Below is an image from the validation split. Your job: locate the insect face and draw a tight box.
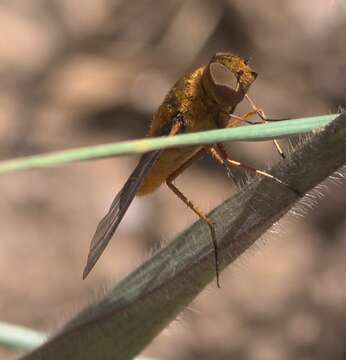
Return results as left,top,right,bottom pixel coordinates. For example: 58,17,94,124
202,52,257,108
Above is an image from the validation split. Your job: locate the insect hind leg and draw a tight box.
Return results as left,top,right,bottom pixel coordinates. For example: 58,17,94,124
166,148,221,288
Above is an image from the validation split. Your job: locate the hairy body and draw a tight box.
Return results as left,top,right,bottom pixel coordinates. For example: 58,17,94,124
83,53,257,280
138,56,254,194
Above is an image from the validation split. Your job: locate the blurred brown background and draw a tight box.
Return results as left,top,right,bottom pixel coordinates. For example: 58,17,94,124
1,1,346,359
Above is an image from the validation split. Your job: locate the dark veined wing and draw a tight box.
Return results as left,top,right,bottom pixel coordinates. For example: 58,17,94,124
83,150,162,279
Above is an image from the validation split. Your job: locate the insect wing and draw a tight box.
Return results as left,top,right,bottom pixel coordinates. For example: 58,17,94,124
83,150,162,278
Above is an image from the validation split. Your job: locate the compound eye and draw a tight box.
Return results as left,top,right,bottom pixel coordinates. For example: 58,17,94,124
209,62,238,90
207,62,243,106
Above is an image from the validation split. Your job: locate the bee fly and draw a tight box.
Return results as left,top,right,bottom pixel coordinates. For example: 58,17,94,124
83,52,294,287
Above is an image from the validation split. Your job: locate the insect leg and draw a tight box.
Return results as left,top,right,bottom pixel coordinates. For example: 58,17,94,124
166,147,221,288
244,94,285,159
210,144,301,197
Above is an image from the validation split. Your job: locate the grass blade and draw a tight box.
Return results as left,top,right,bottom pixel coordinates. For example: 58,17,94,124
21,112,345,359
0,322,46,351
0,115,336,174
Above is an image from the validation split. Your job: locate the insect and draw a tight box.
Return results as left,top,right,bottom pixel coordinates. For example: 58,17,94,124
83,52,289,287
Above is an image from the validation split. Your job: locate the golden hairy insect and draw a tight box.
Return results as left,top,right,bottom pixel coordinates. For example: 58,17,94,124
83,52,287,287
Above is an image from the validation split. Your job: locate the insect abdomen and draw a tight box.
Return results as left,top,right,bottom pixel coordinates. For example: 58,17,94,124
137,147,201,196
